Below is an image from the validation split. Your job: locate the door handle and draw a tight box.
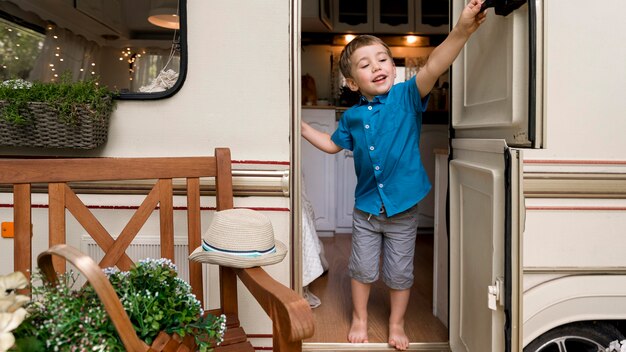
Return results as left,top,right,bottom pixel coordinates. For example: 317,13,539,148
487,277,504,310
480,0,526,16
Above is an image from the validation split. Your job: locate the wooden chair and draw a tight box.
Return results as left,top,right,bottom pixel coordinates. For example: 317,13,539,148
0,148,313,351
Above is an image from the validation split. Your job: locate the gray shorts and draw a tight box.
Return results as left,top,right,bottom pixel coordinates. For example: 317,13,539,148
349,205,419,290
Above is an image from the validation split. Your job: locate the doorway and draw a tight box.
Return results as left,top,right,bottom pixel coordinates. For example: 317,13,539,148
298,0,451,347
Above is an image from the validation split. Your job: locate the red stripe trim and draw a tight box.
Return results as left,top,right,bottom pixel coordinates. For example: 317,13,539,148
527,206,626,211
232,160,290,165
0,204,289,212
525,160,626,165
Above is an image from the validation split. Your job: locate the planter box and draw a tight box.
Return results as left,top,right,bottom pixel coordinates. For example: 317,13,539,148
0,99,112,149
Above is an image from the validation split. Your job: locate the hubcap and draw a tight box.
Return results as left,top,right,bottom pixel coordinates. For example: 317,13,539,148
534,335,606,352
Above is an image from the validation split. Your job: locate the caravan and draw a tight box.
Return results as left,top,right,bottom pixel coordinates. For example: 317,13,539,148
1,0,626,351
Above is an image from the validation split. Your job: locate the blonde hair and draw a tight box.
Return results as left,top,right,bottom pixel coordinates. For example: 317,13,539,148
339,35,392,79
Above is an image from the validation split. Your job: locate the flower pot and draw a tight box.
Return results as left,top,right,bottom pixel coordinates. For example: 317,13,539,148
0,99,112,149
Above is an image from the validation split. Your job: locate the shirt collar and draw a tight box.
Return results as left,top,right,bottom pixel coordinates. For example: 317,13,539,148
357,92,389,106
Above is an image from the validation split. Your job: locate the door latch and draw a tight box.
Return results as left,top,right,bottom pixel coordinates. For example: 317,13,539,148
487,277,504,310
480,0,526,16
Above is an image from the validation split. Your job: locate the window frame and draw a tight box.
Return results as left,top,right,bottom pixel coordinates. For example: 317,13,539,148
119,0,188,101
0,0,187,101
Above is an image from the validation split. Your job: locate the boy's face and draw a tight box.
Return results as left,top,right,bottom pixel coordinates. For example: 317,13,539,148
345,44,396,101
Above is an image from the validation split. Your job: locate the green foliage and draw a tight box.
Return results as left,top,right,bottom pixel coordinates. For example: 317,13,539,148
13,258,226,352
0,74,116,126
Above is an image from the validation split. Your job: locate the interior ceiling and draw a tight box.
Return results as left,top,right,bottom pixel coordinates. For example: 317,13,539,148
122,0,163,34
2,0,174,42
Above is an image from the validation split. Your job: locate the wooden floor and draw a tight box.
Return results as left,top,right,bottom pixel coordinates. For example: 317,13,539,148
305,232,448,344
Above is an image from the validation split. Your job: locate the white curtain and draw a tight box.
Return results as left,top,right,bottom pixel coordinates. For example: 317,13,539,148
132,48,180,92
29,24,100,82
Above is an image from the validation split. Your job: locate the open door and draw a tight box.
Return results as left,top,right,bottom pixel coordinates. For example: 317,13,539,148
451,0,543,148
448,0,539,349
449,139,522,352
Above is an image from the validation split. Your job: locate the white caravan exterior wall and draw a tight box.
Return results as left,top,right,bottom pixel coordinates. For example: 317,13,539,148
521,0,626,347
0,0,295,346
1,0,292,160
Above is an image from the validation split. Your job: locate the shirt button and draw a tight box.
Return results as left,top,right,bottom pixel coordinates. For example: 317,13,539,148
369,146,375,151
375,165,380,170
368,106,372,111
379,183,384,188
365,124,370,129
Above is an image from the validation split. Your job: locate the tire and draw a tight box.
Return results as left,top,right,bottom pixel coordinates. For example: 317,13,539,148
524,321,624,352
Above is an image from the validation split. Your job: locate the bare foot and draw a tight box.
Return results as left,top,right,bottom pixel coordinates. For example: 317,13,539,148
348,316,369,343
388,322,409,351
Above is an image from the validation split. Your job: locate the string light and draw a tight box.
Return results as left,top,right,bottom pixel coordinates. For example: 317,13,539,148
39,25,100,82
122,48,139,78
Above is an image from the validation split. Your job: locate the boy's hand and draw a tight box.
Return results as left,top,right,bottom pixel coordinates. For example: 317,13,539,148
456,0,488,37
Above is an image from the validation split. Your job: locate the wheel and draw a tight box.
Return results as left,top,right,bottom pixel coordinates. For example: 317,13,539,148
524,322,624,352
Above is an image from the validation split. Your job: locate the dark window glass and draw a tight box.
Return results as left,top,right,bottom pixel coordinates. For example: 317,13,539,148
379,0,409,27
338,0,368,26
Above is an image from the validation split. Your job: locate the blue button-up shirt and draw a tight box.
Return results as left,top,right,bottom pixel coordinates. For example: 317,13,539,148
331,77,431,217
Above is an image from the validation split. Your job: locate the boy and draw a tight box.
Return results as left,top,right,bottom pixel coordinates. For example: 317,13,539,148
301,0,486,350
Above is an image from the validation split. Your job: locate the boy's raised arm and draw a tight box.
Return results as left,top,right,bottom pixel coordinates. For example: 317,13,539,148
415,0,486,98
301,121,343,154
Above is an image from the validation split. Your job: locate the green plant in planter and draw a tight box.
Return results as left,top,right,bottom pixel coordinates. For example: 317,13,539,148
0,75,116,126
12,258,226,352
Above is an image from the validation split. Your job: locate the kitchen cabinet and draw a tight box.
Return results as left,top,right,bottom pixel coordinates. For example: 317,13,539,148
335,149,357,233
374,0,414,33
332,0,372,33
302,0,333,32
331,0,447,34
302,108,337,235
333,0,414,33
414,0,449,34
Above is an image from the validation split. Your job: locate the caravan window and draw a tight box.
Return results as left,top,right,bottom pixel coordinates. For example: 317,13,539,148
0,0,186,99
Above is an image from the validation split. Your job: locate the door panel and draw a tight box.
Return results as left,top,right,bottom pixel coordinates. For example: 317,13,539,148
451,0,543,148
449,139,521,352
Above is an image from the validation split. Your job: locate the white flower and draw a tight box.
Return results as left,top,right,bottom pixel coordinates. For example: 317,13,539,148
0,79,32,89
0,308,27,352
0,272,29,313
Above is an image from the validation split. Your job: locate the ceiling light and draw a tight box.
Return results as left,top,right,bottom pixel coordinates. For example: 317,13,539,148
148,0,179,30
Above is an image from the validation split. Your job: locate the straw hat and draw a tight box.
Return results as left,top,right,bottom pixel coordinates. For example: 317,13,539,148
189,208,287,268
